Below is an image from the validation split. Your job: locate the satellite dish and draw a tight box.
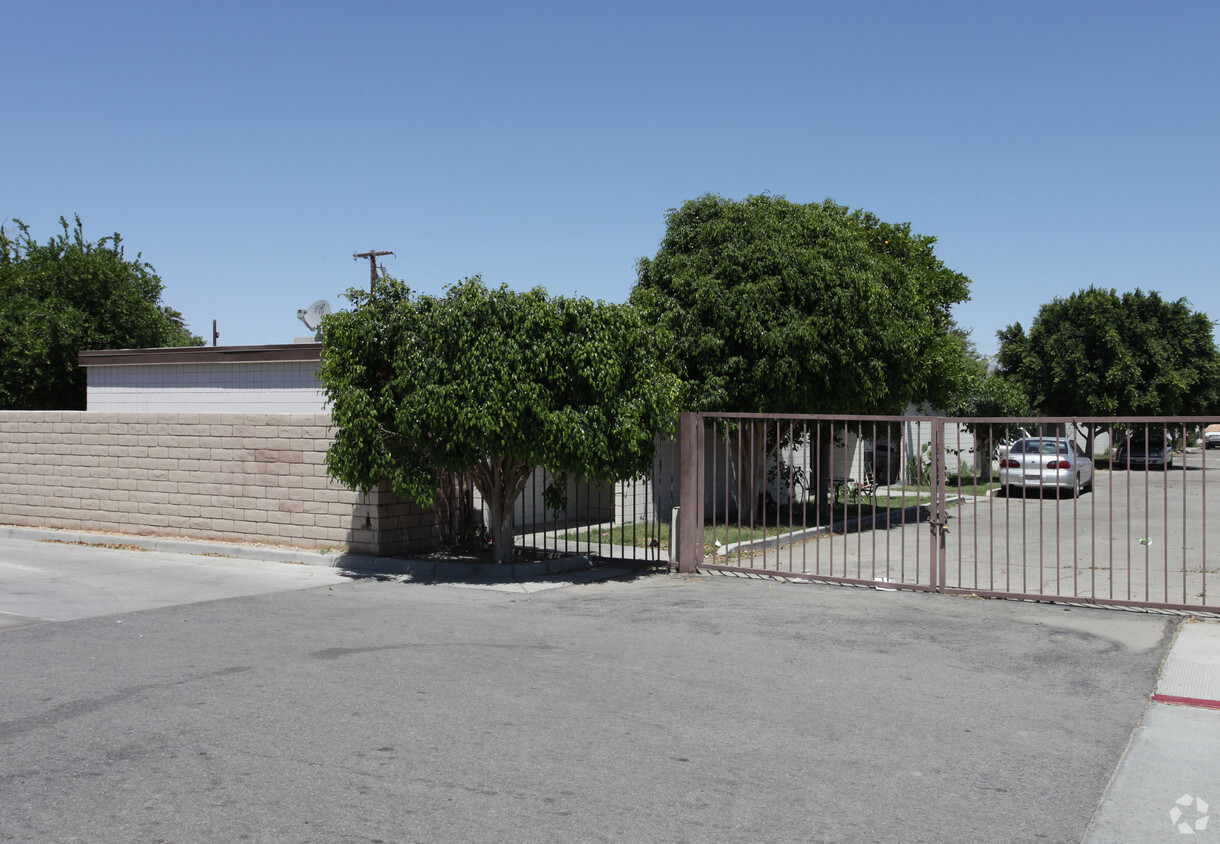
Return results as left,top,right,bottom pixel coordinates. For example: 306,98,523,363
296,299,331,337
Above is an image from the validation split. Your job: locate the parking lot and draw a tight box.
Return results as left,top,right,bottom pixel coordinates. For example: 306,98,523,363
946,447,1219,606
741,447,1220,612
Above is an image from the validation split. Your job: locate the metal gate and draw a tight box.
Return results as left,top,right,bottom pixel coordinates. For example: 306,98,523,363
450,440,678,565
674,412,1219,614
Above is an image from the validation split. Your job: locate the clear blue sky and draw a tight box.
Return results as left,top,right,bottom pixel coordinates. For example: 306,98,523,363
5,0,1216,358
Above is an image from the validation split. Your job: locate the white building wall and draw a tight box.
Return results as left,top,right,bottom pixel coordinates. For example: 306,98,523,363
87,361,327,413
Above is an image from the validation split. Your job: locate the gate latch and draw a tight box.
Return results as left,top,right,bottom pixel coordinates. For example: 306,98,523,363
928,510,950,537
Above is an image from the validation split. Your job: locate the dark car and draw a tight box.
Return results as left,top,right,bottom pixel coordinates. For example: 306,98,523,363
1114,432,1174,470
1205,424,1220,450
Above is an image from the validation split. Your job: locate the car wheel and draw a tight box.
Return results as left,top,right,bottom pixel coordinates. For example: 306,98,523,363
1072,474,1082,498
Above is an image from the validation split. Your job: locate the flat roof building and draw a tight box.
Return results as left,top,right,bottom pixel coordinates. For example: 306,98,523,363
78,344,325,413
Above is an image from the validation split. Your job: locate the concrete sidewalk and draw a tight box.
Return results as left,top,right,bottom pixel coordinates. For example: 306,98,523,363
0,524,630,584
1085,620,1220,842
0,525,651,633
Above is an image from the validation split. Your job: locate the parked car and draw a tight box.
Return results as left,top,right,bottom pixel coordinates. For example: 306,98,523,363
1205,424,1220,450
993,428,1036,460
1114,431,1174,470
998,437,1094,497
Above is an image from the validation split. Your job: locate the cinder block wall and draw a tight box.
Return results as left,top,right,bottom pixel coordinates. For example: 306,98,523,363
0,412,446,556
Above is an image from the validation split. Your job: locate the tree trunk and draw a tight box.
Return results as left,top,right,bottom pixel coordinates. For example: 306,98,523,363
813,434,835,523
471,456,532,565
487,496,515,565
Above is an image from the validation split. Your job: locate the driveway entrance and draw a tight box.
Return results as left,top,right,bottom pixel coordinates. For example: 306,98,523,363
674,414,1220,613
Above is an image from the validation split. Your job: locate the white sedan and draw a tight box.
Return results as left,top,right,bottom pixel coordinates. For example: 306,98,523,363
998,437,1094,498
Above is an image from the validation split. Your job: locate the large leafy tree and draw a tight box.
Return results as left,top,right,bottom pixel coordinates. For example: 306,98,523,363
0,216,203,410
319,277,678,564
632,194,972,414
996,287,1220,421
630,193,972,511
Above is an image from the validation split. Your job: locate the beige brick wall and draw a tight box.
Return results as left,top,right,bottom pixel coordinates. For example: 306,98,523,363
0,412,447,556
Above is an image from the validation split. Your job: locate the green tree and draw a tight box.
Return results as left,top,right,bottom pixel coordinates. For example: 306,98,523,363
948,357,1033,480
951,369,1033,423
0,216,204,410
319,277,678,564
161,306,205,347
996,286,1220,426
630,193,972,511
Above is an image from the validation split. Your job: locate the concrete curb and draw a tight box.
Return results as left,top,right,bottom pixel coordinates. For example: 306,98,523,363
0,526,597,582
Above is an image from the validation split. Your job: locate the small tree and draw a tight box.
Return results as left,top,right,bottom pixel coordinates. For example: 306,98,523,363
161,306,205,347
948,368,1033,480
0,216,204,410
319,277,678,564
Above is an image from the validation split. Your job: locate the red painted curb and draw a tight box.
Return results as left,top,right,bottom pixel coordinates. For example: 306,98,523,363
1152,694,1220,711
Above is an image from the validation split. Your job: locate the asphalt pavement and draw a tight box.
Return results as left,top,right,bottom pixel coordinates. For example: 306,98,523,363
1,529,1217,843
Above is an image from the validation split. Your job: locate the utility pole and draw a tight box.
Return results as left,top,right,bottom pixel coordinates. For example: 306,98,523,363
353,250,394,292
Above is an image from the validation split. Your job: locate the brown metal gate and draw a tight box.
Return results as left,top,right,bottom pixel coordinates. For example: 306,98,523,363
674,412,1219,614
